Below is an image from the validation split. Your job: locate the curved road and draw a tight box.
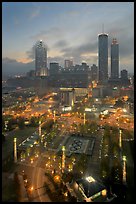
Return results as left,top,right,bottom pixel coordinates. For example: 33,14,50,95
16,156,51,202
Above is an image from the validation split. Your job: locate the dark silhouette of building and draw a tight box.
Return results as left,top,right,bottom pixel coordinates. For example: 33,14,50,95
111,38,119,79
49,62,59,76
98,33,108,84
91,64,98,81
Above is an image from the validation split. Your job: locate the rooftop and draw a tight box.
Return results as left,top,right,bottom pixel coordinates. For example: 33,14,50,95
76,176,106,198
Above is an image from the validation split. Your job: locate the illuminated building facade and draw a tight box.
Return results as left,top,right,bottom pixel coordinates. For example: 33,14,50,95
60,88,75,106
64,59,73,68
74,176,107,202
35,40,48,76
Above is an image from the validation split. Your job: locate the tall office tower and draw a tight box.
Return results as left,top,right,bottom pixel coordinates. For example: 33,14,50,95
111,38,119,79
91,64,98,81
49,62,59,76
98,33,108,83
64,59,73,68
35,40,48,76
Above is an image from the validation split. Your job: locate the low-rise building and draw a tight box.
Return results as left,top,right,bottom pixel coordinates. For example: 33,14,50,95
73,176,107,202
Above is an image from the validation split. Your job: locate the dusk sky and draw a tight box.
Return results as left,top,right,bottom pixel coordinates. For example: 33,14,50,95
2,2,134,76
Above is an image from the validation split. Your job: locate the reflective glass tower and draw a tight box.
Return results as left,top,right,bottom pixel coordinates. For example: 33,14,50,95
98,33,108,83
35,40,48,76
111,38,119,79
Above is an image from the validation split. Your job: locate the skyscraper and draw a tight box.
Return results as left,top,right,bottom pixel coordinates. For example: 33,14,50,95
111,38,119,79
98,33,108,83
35,40,48,76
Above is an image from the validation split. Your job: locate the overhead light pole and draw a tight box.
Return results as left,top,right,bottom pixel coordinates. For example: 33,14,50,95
39,120,42,142
84,112,86,125
53,110,56,123
61,146,66,173
119,129,122,148
14,138,17,163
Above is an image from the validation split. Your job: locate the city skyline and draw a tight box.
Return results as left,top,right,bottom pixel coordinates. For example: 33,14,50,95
2,2,134,76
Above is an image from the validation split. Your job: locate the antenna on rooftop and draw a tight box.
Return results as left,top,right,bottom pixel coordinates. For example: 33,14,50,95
102,24,104,33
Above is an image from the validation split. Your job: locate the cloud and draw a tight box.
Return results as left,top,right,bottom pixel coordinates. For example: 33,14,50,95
2,57,35,76
29,5,41,20
14,17,19,26
53,40,68,49
48,56,64,67
26,46,35,60
59,40,98,65
30,27,62,41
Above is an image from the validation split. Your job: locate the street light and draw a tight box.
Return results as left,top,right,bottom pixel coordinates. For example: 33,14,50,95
30,186,34,191
53,110,56,123
84,113,86,125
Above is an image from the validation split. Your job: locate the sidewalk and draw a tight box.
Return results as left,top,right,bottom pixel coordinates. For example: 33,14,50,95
18,175,29,202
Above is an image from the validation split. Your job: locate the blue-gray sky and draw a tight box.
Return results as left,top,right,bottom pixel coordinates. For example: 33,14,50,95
2,2,134,76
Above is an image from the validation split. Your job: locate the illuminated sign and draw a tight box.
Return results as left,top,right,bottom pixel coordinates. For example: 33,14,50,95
102,110,109,115
85,108,92,112
62,106,72,111
86,176,95,183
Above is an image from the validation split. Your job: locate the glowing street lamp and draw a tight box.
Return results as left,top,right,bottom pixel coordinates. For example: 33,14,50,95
14,138,17,163
123,155,127,184
84,113,86,125
119,129,122,148
53,110,56,123
62,146,66,173
30,186,33,191
39,120,41,137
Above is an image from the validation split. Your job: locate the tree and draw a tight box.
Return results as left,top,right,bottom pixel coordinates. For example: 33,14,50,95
114,99,124,108
2,117,5,131
70,196,77,202
30,116,37,127
14,172,22,201
17,117,25,129
2,134,6,143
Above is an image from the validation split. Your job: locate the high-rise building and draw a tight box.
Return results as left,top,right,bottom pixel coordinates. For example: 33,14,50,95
121,69,128,80
111,38,119,79
64,59,73,69
98,33,108,83
120,69,130,86
35,40,48,76
91,64,98,81
49,62,59,76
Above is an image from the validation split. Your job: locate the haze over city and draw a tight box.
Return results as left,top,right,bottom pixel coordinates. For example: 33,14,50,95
2,2,134,76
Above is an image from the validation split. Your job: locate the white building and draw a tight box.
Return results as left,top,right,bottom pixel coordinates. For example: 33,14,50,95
35,40,48,76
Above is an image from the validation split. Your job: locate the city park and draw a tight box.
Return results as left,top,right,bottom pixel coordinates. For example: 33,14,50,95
2,100,134,201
